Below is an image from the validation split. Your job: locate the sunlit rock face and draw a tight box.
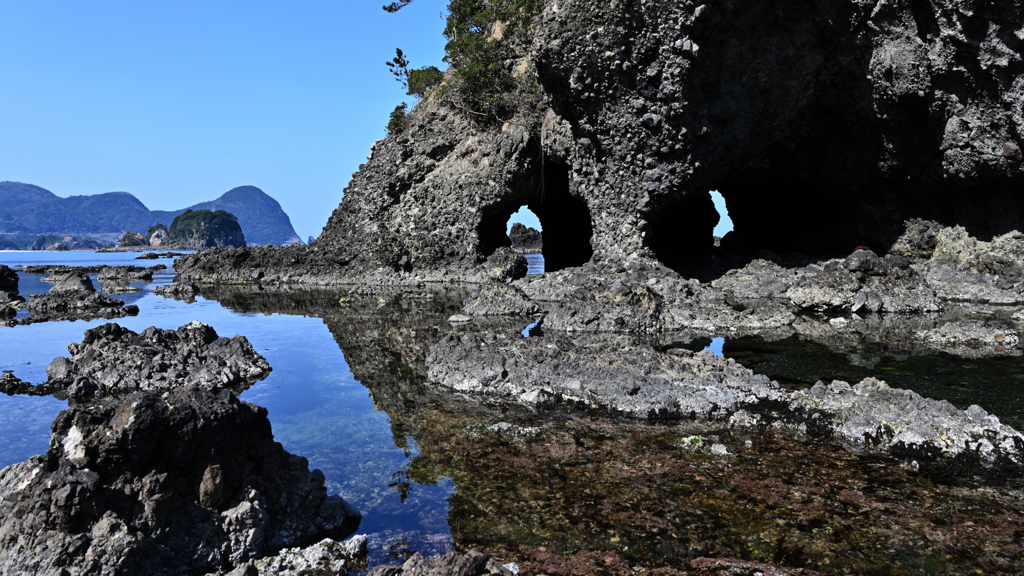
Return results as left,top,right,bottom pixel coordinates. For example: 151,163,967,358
177,0,1024,283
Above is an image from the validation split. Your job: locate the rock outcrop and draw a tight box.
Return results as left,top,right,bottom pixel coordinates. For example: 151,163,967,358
0,386,360,576
171,0,1024,284
426,331,1024,473
366,550,515,576
508,222,542,253
16,271,139,325
42,322,272,402
0,265,20,304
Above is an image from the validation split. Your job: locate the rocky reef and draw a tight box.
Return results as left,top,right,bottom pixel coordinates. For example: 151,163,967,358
0,386,360,576
171,0,1022,285
508,223,542,254
39,322,272,402
0,322,360,575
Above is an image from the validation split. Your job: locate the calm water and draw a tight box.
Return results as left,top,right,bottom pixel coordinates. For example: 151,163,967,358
0,250,455,562
3,250,1024,574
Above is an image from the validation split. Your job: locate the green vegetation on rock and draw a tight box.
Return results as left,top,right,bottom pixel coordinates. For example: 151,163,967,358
119,231,148,247
169,209,245,249
146,223,168,241
385,0,544,126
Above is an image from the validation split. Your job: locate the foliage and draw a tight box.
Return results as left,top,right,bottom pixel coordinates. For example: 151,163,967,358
387,102,409,134
146,223,168,241
119,231,147,247
388,48,444,99
169,209,245,248
385,0,545,124
407,66,444,98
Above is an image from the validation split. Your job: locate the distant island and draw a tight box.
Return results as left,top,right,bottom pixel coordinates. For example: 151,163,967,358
0,182,301,249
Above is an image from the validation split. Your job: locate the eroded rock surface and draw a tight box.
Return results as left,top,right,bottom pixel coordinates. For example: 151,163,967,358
42,322,272,401
366,550,515,576
0,386,360,576
426,332,1024,473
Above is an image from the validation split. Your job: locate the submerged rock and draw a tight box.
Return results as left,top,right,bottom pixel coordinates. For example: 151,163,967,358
0,386,360,576
43,322,272,401
914,319,1020,358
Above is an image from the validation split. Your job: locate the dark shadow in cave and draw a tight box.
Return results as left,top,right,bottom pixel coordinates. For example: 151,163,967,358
644,188,721,272
478,160,593,273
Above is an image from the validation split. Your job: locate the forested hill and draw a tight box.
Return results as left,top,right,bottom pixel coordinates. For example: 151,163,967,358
0,182,301,246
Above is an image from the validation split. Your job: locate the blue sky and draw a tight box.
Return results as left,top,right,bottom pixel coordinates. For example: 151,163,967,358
0,0,450,241
0,1,731,242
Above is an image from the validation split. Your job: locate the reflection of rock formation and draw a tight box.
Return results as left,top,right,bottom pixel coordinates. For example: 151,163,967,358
0,386,360,575
173,284,1024,574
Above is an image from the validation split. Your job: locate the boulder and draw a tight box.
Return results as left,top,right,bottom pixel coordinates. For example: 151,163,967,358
44,322,272,401
0,386,360,575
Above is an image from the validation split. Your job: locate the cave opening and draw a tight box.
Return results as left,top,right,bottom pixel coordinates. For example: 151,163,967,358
478,160,593,273
644,188,721,270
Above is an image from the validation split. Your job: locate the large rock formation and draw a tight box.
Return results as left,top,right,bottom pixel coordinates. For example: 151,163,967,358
0,386,360,576
175,0,1023,283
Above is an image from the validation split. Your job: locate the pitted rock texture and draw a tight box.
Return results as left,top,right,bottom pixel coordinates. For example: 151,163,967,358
171,0,1024,284
461,281,540,316
790,378,1024,471
427,332,1024,473
43,322,272,401
426,332,787,420
914,319,1021,358
366,550,516,576
219,536,368,576
0,386,360,576
23,292,138,324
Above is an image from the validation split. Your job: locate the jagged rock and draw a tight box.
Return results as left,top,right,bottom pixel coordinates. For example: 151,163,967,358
367,550,515,576
170,0,1024,286
426,331,786,419
427,331,1024,473
931,226,1024,282
711,259,813,300
97,265,164,284
462,282,540,316
0,265,18,303
218,536,368,576
914,320,1020,358
25,292,138,323
0,386,361,576
153,282,202,302
508,222,542,253
46,271,96,294
790,378,1024,471
785,250,939,313
43,322,272,401
22,272,138,322
889,219,944,259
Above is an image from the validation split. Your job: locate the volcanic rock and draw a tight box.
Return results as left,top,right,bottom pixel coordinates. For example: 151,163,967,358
0,386,360,575
366,550,516,576
43,322,272,401
462,281,540,316
914,319,1021,358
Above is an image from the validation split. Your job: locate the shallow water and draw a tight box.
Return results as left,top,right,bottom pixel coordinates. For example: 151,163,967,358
2,251,1024,574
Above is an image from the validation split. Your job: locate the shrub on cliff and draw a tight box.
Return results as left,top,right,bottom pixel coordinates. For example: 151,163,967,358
169,209,245,249
386,0,544,124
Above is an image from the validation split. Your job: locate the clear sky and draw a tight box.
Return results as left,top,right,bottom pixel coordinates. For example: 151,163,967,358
0,0,451,242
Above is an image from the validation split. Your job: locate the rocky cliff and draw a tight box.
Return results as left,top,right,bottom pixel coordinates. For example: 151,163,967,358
176,0,1024,283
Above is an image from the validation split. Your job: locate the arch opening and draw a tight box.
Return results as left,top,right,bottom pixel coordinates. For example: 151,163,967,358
477,160,593,274
644,188,721,270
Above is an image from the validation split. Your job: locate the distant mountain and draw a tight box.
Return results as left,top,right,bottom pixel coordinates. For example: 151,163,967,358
0,182,301,246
